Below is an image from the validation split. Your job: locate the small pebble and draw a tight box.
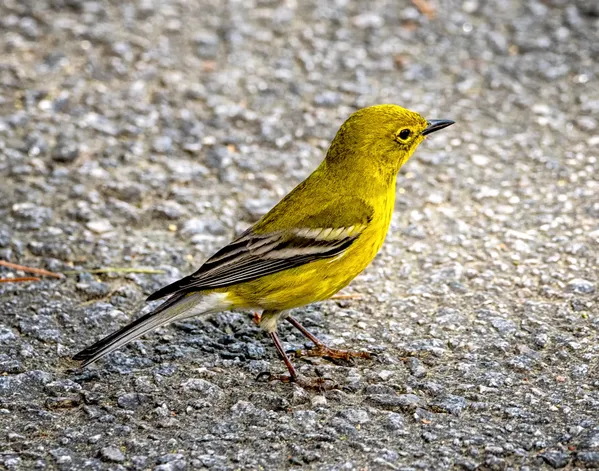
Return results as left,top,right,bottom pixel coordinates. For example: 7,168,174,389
311,395,327,407
99,446,125,463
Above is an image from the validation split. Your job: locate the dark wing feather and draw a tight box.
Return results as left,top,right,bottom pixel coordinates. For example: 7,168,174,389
147,227,361,301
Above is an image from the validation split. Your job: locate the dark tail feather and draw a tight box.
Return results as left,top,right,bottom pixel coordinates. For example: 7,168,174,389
73,292,207,367
146,276,191,301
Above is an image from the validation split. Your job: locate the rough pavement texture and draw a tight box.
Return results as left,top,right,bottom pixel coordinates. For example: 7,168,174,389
1,0,598,469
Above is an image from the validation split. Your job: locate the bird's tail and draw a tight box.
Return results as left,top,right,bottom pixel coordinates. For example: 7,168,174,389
72,292,230,367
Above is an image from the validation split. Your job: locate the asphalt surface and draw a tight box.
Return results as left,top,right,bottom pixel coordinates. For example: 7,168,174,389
1,0,598,469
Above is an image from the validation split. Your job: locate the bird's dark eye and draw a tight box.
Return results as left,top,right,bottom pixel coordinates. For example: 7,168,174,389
399,129,411,140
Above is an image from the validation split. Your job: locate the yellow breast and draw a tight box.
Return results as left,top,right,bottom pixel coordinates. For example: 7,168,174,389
225,182,397,312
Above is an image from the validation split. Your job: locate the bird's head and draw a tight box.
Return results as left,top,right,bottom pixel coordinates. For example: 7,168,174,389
325,104,454,181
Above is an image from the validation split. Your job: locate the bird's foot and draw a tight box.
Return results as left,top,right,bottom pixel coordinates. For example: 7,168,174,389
291,344,372,361
255,371,294,383
255,372,335,390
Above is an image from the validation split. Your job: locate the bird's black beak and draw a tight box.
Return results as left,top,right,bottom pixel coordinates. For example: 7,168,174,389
421,119,455,136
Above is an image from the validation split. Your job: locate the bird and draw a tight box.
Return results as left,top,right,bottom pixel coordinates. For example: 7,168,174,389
73,104,454,384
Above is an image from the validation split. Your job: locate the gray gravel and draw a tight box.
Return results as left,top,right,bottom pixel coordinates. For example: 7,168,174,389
1,0,599,469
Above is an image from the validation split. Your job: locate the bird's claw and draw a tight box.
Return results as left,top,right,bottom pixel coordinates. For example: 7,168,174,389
255,371,294,383
296,376,336,390
255,371,336,389
291,344,372,361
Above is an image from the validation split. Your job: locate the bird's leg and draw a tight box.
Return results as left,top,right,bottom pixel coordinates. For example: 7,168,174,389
265,331,298,382
254,310,298,382
260,331,335,390
255,312,341,388
286,316,372,361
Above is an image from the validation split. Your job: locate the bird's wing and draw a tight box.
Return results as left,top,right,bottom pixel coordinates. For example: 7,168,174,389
146,223,366,301
146,198,373,301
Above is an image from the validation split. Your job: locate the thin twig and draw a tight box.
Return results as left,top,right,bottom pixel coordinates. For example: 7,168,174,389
331,294,363,300
411,0,436,19
0,277,42,283
0,260,63,278
62,267,165,275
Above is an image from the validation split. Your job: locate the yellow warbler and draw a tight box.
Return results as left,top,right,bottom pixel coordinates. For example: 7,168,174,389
74,104,454,383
